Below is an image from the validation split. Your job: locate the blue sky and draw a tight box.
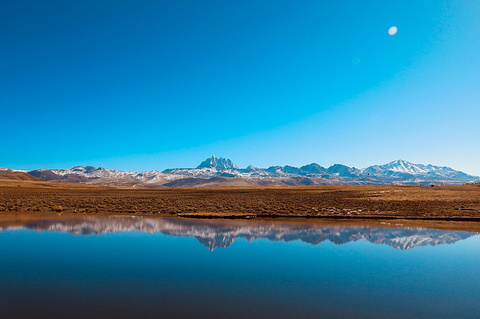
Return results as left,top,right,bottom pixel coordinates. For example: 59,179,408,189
1,1,479,175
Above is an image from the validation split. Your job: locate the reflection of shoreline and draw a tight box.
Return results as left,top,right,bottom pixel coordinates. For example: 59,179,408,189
0,216,476,251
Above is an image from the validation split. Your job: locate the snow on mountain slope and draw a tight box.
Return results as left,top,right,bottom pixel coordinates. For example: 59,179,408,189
22,156,480,187
326,164,362,178
29,166,187,185
362,160,476,182
364,159,433,177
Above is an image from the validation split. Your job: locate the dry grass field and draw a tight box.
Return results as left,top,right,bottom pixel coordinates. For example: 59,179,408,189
1,175,479,221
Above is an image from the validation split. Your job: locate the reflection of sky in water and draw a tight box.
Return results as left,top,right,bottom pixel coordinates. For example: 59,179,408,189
0,216,476,251
0,217,479,318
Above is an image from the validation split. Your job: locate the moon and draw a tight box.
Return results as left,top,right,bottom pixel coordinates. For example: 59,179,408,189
388,26,397,36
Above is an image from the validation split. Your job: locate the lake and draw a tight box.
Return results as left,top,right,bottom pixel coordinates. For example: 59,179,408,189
1,216,479,318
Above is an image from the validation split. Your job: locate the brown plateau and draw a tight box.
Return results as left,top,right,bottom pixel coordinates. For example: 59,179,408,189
1,178,480,230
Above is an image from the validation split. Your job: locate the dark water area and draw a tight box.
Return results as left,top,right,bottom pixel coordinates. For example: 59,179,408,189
1,216,479,318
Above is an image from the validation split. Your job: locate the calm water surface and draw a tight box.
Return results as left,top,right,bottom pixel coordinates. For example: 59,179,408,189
0,216,479,318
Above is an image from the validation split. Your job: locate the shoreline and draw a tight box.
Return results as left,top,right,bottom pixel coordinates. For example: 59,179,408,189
176,212,480,222
1,180,480,231
1,211,480,233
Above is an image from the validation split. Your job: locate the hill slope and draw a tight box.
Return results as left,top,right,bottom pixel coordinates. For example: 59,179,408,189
0,172,44,181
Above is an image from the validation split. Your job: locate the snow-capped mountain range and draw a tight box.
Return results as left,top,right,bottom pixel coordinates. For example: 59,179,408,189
1,216,475,251
12,156,480,187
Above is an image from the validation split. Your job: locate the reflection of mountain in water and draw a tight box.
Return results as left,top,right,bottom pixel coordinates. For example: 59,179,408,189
3,217,476,251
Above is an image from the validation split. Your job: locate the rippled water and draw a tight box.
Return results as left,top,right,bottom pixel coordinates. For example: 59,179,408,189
1,216,479,318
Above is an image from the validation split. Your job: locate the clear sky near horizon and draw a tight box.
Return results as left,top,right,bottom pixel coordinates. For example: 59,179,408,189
1,1,479,175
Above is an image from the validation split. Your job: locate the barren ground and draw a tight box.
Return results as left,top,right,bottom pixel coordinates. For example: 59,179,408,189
1,178,479,223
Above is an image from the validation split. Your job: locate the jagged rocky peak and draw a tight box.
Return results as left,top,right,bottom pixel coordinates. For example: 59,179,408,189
84,165,98,173
71,165,101,173
327,164,360,177
283,165,304,175
301,163,326,174
197,155,238,170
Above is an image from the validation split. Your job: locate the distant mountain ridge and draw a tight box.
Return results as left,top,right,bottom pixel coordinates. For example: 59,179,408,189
197,155,238,170
15,156,480,187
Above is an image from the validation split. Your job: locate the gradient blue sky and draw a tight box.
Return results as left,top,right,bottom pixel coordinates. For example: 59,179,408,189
1,1,479,175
